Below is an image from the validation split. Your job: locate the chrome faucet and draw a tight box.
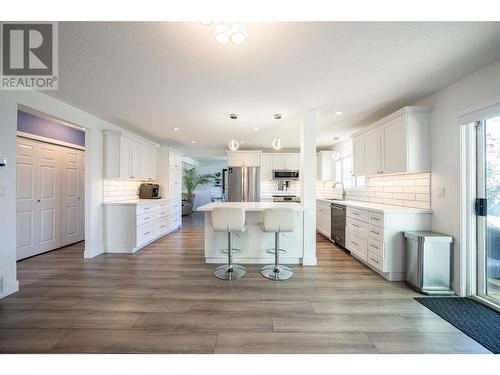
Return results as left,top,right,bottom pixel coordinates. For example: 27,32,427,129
332,182,346,200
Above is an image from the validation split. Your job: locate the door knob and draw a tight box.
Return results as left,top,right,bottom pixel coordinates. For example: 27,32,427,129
37,199,41,202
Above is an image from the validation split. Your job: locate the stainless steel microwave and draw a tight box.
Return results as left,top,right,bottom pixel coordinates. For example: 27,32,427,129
272,170,300,180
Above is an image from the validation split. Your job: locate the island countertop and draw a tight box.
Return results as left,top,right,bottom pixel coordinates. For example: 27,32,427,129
197,202,303,212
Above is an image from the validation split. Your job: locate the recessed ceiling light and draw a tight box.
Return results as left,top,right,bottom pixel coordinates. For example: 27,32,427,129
253,127,258,131
191,140,196,144
334,111,343,116
172,127,179,131
240,140,245,144
333,136,340,141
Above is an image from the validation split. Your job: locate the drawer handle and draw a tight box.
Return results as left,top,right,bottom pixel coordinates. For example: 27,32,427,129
370,230,379,235
371,217,379,221
144,231,151,235
350,240,359,246
143,217,151,221
369,243,379,250
143,207,151,210
160,225,166,229
352,212,359,216
370,257,379,264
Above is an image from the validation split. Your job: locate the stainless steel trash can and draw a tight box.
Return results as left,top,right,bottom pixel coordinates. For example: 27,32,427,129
404,231,454,295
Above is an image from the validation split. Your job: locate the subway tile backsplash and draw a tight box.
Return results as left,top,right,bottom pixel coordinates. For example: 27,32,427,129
261,180,301,200
103,179,143,203
316,173,431,209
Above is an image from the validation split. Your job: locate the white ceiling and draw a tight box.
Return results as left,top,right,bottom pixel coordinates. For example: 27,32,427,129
48,22,500,157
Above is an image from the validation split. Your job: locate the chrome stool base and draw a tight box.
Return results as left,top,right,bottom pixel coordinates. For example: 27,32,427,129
214,264,247,280
261,265,293,281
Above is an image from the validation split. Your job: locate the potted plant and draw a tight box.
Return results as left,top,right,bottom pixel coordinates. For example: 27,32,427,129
182,167,214,205
213,171,222,186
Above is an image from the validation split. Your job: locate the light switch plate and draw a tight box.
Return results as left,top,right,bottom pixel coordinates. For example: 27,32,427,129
0,185,6,196
437,187,445,198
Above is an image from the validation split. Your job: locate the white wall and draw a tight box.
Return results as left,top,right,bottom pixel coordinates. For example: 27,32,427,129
416,58,500,294
191,161,227,209
0,89,158,298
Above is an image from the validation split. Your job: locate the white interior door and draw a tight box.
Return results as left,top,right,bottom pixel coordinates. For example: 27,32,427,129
16,139,38,260
37,142,61,253
79,151,85,237
61,147,85,246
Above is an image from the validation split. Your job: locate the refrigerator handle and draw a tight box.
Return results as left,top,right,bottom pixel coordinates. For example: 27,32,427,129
242,165,247,202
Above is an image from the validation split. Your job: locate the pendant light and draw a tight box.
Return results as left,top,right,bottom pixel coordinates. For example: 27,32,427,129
228,113,239,151
272,113,282,150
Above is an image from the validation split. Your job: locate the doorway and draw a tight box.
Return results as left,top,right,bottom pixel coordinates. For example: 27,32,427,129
476,114,500,305
16,108,86,260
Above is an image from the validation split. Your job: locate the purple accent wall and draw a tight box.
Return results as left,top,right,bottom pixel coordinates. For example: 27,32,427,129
17,110,85,147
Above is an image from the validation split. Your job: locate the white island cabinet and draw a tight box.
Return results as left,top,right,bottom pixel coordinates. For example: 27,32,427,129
197,202,304,264
103,198,181,253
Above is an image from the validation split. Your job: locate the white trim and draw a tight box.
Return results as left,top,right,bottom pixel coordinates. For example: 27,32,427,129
471,295,500,313
17,131,85,151
459,122,477,297
457,99,500,125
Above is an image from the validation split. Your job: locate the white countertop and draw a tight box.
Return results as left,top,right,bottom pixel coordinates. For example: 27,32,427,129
197,202,303,212
103,198,173,206
316,198,432,214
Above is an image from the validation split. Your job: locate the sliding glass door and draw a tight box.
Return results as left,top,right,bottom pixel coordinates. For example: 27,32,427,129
477,115,500,305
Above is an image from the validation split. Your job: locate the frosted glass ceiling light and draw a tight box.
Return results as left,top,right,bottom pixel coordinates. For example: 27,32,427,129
228,113,239,151
230,24,246,45
272,113,282,150
215,24,230,44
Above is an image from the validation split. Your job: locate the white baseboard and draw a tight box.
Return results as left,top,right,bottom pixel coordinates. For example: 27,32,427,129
84,244,104,258
0,280,19,299
302,257,318,266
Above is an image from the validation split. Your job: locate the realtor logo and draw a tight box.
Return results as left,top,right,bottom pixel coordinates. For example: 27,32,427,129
1,22,58,90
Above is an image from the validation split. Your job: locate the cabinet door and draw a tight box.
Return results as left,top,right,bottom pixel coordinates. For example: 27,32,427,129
244,153,260,167
140,144,149,179
60,147,82,247
364,128,382,176
260,154,272,181
383,117,407,174
352,136,365,177
285,154,299,170
317,152,336,181
130,141,141,179
228,153,245,167
150,148,158,180
271,154,285,170
120,137,132,178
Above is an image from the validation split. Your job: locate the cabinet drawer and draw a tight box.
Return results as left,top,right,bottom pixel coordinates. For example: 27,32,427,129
346,231,367,261
368,211,384,227
137,212,155,226
368,250,384,271
347,207,369,223
137,204,156,216
367,238,384,258
169,200,182,213
137,223,155,245
368,225,384,242
156,218,170,234
347,216,369,234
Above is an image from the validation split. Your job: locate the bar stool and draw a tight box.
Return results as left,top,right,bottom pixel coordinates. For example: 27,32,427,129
260,208,297,281
211,207,247,280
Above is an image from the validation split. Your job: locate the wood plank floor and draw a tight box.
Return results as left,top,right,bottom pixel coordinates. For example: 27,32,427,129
0,216,490,353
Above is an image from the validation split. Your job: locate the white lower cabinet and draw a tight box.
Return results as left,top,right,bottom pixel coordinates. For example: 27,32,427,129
316,199,331,239
345,206,430,281
104,198,182,253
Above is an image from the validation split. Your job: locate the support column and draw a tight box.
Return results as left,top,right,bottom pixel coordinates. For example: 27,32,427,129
300,111,317,265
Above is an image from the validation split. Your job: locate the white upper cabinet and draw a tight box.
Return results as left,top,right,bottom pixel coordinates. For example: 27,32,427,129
272,154,285,170
352,136,365,177
260,154,273,181
103,131,158,180
364,127,382,176
285,154,299,170
227,152,261,167
317,151,337,181
351,106,431,177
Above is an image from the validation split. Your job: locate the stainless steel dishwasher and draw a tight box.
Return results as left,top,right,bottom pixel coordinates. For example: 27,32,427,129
330,203,346,248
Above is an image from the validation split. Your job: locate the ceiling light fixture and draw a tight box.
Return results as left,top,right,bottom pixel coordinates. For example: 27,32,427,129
173,127,179,131
228,113,239,151
199,20,213,26
272,113,282,150
333,136,340,141
191,140,196,144
215,24,230,44
334,111,343,116
230,23,246,45
253,127,259,131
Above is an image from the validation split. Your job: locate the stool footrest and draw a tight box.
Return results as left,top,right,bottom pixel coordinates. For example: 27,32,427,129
221,248,242,254
265,248,286,255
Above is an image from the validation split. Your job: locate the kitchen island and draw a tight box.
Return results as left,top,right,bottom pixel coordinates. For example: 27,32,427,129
197,202,304,264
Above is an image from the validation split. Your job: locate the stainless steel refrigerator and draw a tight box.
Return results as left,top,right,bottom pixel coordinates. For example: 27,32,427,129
227,166,261,202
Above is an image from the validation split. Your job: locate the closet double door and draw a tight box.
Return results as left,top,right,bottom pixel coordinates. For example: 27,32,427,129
16,138,85,260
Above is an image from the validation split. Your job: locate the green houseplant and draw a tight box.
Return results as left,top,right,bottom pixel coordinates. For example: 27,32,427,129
182,167,214,205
